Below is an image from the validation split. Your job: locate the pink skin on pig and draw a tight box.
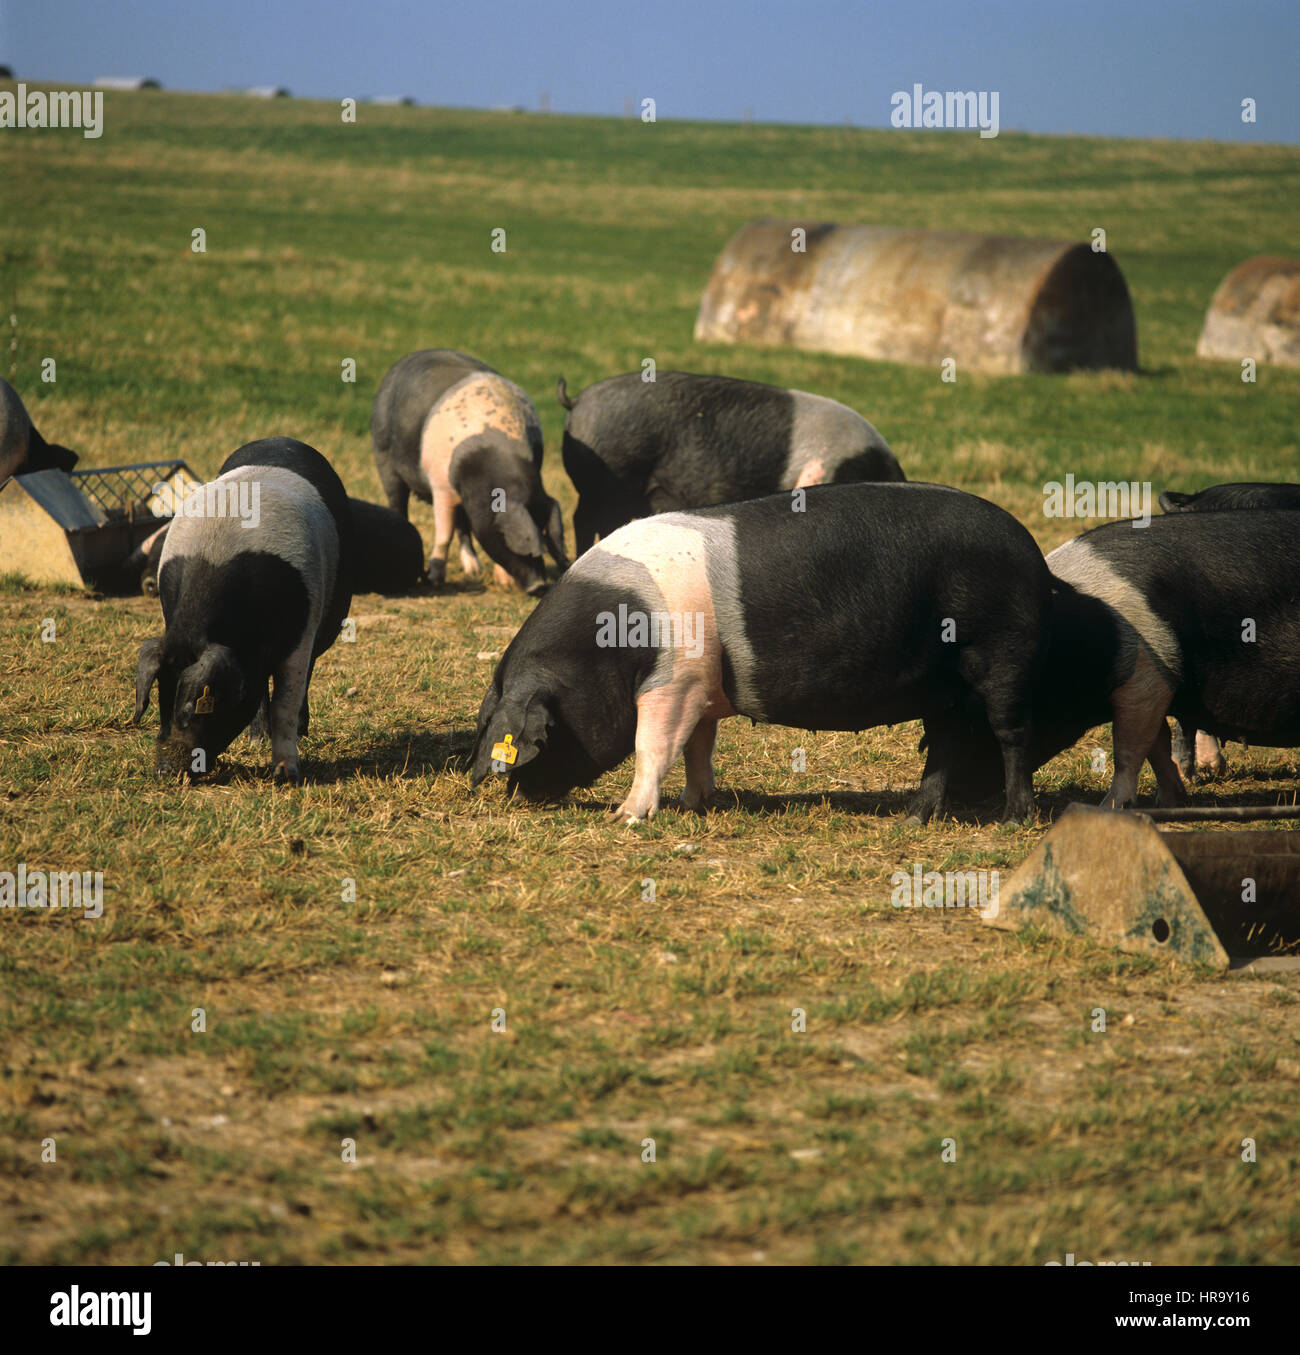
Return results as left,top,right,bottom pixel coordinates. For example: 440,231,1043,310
1195,730,1227,775
593,520,737,822
418,372,540,587
792,458,827,489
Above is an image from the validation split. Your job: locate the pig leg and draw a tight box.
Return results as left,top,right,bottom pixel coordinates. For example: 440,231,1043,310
615,685,710,823
907,711,962,824
457,532,481,578
1171,719,1195,780
996,742,1034,822
1101,662,1175,808
679,717,718,812
493,563,514,590
269,639,314,784
573,499,598,556
427,487,458,587
453,505,480,578
298,658,316,737
247,691,271,743
1146,719,1188,807
576,497,632,555
377,460,410,520
962,650,1035,821
1196,731,1227,777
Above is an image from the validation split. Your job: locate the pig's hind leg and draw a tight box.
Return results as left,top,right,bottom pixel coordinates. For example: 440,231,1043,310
1171,719,1195,780
1101,657,1177,808
297,657,316,737
1146,718,1188,807
907,708,965,824
952,650,1036,822
679,717,718,812
246,691,271,743
455,506,481,578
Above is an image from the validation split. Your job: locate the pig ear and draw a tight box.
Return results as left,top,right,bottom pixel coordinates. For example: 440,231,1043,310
470,687,552,786
499,687,554,764
519,688,554,753
133,637,165,724
501,505,544,560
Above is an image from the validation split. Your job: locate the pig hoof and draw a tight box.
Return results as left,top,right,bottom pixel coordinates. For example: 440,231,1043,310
611,801,653,824
272,761,301,786
426,561,447,588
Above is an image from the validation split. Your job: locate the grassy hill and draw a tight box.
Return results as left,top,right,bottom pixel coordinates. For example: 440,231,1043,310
1,88,1298,1265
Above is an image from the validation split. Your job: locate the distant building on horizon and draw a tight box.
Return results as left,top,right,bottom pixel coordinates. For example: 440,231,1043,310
94,76,162,90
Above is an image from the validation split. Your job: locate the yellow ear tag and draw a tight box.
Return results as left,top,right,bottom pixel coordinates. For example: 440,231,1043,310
490,733,518,767
195,685,215,715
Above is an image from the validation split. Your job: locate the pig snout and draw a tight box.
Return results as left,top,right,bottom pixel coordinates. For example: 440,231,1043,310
522,567,549,597
155,732,201,778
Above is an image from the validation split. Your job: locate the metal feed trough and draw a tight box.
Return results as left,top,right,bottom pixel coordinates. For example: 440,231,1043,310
0,460,199,589
985,803,1300,972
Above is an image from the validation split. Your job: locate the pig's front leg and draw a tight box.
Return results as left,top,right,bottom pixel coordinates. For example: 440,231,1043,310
269,641,314,784
457,526,481,578
615,685,710,823
427,487,458,587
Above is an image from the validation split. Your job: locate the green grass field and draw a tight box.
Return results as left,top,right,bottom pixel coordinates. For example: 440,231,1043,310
2,87,1299,1265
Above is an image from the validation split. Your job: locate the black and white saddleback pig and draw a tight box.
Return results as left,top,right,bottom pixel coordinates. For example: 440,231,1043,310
371,349,567,594
471,482,1051,823
557,369,903,554
133,437,354,784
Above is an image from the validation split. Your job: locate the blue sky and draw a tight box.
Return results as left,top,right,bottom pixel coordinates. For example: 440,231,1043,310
4,0,1296,142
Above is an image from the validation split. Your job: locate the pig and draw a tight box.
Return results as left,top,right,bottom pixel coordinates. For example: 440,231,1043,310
371,349,568,594
1160,482,1300,514
127,523,171,597
130,498,422,598
1159,481,1300,779
556,370,903,555
945,510,1300,809
0,376,78,481
132,437,354,784
346,498,425,593
470,482,1051,824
